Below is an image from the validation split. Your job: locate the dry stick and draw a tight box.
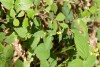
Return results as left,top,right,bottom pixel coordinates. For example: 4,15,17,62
89,22,98,49
11,38,25,67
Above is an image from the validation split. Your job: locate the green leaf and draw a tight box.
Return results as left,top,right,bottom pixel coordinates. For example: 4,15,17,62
48,55,57,64
83,55,96,67
0,0,14,10
95,11,100,20
89,6,97,14
27,9,35,19
23,61,30,67
63,1,71,9
6,13,11,22
45,6,51,12
49,60,57,67
15,0,33,12
4,45,14,58
73,29,89,59
31,37,40,50
45,0,53,5
97,27,100,41
60,23,68,29
17,11,25,17
13,18,20,26
0,10,1,16
47,30,56,36
35,43,50,60
14,27,28,38
0,32,6,43
49,12,54,20
53,20,58,31
14,60,23,67
68,10,73,22
0,44,4,54
22,18,29,28
58,34,62,42
33,31,46,38
94,0,100,8
10,8,16,18
62,6,70,17
51,3,58,13
34,0,41,6
0,59,7,67
40,60,49,67
62,6,70,22
68,59,83,67
72,18,89,40
5,32,16,44
82,10,90,17
97,43,100,49
56,13,65,21
33,17,40,26
48,20,52,29
44,36,53,49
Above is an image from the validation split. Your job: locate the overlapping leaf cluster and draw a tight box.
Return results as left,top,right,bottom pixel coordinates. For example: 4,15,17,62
0,0,100,67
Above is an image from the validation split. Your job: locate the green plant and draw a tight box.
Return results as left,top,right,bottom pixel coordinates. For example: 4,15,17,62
0,0,100,67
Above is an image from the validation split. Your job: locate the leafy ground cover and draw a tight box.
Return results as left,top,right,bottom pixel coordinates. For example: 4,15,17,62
0,0,100,67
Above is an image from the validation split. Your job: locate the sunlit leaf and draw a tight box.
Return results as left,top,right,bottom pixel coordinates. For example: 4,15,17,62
60,23,68,29
27,9,35,19
53,20,58,31
68,10,73,22
23,61,30,67
72,18,89,40
73,29,89,59
31,36,40,50
83,55,96,67
97,27,100,41
0,32,6,43
68,59,83,67
5,32,16,44
44,36,53,49
51,3,58,13
0,0,14,10
58,34,62,42
97,43,100,49
49,60,57,67
94,0,100,7
22,18,29,28
35,43,50,60
82,10,90,17
62,6,70,22
47,30,56,36
10,8,16,18
45,6,51,12
14,59,23,67
34,0,41,6
17,11,25,17
3,45,14,59
49,12,54,20
33,31,46,38
13,18,20,26
56,13,65,21
62,6,70,16
48,20,52,29
14,27,28,38
40,60,49,67
15,0,33,12
33,17,40,26
89,6,97,14
0,44,4,54
45,0,53,5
